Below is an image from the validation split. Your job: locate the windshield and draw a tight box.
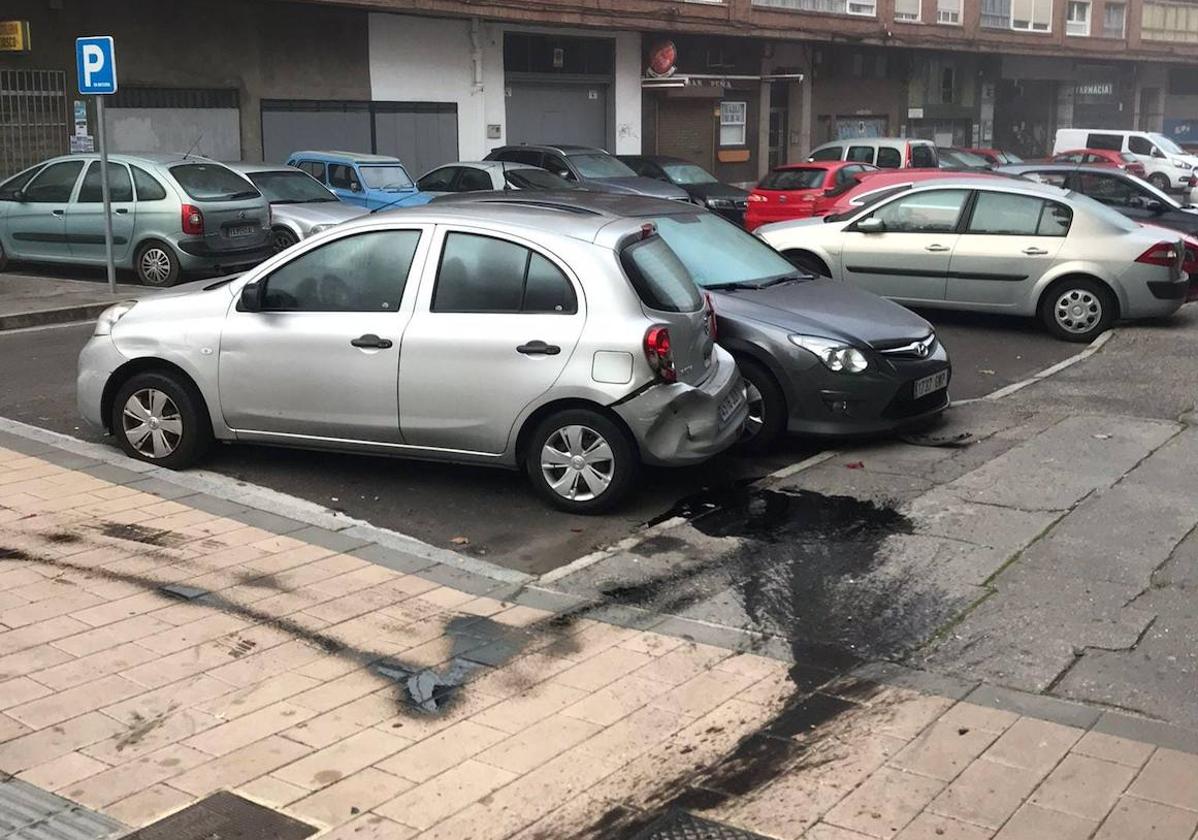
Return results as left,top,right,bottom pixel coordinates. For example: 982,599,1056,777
1127,176,1182,208
248,170,338,203
650,212,799,288
1066,190,1140,232
1000,152,1023,164
505,169,579,190
568,153,636,179
1150,133,1186,156
169,164,260,202
759,168,825,190
360,165,414,191
662,162,718,185
940,149,990,168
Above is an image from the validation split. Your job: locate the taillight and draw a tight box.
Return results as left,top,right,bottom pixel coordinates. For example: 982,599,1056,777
644,325,676,383
704,293,717,340
1189,175,1197,188
181,204,204,236
1136,241,1180,267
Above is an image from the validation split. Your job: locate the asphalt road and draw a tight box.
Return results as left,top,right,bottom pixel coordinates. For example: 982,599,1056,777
0,301,1076,574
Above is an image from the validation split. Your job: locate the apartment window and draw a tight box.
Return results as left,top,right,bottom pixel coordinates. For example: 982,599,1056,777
1011,0,1053,30
1066,0,1091,34
720,101,747,146
1141,0,1198,40
751,0,876,15
981,0,1012,27
1103,1,1127,35
938,0,962,23
894,0,921,22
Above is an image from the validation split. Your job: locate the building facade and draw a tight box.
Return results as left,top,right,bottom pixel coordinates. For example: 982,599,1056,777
3,0,1198,182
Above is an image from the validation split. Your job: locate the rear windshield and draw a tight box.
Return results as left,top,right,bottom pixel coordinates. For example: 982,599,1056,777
504,169,578,190
759,168,825,190
248,170,338,203
569,153,636,179
169,164,259,202
620,236,704,313
661,162,718,185
650,212,799,290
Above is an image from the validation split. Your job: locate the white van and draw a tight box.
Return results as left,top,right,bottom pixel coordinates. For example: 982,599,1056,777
808,138,939,169
1054,129,1198,194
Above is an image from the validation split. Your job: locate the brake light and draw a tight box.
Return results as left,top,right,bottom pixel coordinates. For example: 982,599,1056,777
905,142,912,167
644,325,676,383
1190,174,1197,188
1136,241,1180,267
705,293,717,340
181,204,204,236
747,193,768,203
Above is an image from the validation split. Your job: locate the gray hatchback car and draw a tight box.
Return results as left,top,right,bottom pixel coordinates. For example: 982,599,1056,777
485,144,690,201
224,162,367,253
0,153,271,286
77,195,747,513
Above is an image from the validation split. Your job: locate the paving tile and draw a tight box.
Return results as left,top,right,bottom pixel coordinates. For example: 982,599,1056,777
874,694,957,742
1126,748,1198,812
468,680,587,735
1094,796,1198,840
376,720,510,783
476,713,602,775
273,728,411,790
17,750,110,791
888,721,999,781
804,825,879,840
647,667,761,720
0,710,124,772
374,759,518,831
630,641,730,686
169,735,312,797
575,703,690,764
8,673,145,728
50,613,173,657
32,641,160,690
893,812,992,840
1030,753,1137,819
184,700,317,756
824,766,946,838
194,672,323,721
285,692,399,749
928,757,1042,830
0,676,52,709
994,803,1099,840
936,702,1019,735
85,705,224,764
982,717,1083,777
1072,730,1156,769
105,783,194,828
314,811,417,840
234,775,310,809
63,743,210,808
558,673,668,727
288,767,411,828
0,642,75,680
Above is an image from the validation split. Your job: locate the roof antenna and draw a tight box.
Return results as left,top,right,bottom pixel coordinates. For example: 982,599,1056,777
500,158,511,191
182,133,204,160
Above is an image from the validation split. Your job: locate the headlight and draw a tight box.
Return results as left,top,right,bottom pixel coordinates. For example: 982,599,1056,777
790,335,869,373
94,301,137,336
309,223,334,236
705,197,734,209
1174,159,1190,168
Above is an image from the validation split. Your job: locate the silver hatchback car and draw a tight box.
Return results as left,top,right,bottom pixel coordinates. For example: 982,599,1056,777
77,196,748,512
0,153,272,286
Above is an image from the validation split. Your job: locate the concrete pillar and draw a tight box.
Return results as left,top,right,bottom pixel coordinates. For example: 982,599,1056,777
798,72,813,158
758,79,772,180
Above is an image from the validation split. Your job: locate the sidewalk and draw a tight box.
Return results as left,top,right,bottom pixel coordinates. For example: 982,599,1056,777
0,273,149,331
1,431,1197,839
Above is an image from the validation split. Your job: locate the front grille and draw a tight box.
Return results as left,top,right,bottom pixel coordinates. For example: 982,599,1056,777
877,333,937,360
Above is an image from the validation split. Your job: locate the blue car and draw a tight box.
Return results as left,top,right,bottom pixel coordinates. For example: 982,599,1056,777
285,151,432,211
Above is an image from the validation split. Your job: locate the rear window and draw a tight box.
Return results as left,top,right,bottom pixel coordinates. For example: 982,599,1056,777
759,168,826,190
620,237,704,313
1087,133,1123,151
847,145,876,163
876,147,902,168
169,163,260,202
909,144,937,168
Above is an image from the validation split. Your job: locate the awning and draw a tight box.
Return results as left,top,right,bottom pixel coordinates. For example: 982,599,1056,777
641,72,804,89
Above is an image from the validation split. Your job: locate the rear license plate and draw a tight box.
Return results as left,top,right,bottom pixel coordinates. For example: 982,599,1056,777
913,369,949,400
719,387,745,425
226,224,256,238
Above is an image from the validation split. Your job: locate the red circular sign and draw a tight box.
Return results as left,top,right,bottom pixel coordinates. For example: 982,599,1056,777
648,40,677,78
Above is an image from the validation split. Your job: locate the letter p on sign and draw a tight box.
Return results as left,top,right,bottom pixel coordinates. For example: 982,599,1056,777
76,36,117,95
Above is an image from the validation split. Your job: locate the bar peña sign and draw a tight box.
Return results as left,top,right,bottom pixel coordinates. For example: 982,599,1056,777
0,20,31,52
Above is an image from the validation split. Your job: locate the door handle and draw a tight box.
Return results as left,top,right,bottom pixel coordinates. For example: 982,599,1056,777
516,340,561,356
350,334,393,349
924,244,950,252
51,209,64,217
115,208,128,215
1022,247,1049,256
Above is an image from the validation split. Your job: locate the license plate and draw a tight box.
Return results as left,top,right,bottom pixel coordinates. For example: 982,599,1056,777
913,369,949,400
226,224,256,238
719,387,745,425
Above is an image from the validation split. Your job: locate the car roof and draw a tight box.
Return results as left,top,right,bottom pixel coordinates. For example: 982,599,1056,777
48,152,223,166
816,137,933,145
901,176,1068,199
773,160,853,171
223,161,298,174
999,163,1133,176
290,151,402,163
435,161,539,172
618,154,688,164
493,144,605,155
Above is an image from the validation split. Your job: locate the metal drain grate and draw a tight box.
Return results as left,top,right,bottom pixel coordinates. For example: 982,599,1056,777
631,810,773,840
118,792,316,840
0,776,125,840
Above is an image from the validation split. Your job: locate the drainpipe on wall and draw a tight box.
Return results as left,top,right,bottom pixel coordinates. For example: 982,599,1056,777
471,18,484,91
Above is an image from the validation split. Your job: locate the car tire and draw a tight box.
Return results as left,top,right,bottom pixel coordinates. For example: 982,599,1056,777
135,241,181,287
737,358,787,454
1038,276,1115,343
0,239,8,273
524,408,638,514
784,250,831,278
111,371,211,469
1149,173,1172,192
271,227,299,254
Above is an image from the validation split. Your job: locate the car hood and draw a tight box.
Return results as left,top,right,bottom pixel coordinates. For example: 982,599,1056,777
586,176,690,200
713,278,933,348
271,202,366,226
682,182,750,203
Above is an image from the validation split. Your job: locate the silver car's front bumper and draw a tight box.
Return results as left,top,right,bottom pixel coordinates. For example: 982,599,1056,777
614,347,747,467
77,334,129,432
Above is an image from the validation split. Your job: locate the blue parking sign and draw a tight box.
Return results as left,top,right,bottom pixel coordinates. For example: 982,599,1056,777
76,36,117,95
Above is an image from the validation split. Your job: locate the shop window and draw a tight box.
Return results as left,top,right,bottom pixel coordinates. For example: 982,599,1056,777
938,0,962,24
1011,0,1053,31
1142,1,1198,41
1103,1,1126,36
720,101,747,147
1066,0,1091,35
894,0,921,22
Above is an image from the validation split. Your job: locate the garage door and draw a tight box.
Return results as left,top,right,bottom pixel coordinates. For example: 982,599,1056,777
655,98,715,173
506,82,608,149
373,104,458,178
107,88,240,160
261,102,372,165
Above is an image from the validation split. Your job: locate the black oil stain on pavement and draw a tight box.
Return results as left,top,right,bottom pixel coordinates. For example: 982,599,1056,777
95,521,185,547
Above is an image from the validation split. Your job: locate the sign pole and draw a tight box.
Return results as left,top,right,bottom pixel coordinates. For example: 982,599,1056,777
96,95,116,294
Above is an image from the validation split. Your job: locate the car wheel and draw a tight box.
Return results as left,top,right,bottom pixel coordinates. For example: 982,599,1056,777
737,358,787,454
1038,277,1115,343
1149,173,1172,192
271,227,299,254
111,371,211,469
524,409,637,514
0,239,8,273
784,250,831,278
135,241,180,287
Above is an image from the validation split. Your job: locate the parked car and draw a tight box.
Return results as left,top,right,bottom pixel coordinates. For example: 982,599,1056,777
617,155,749,223
758,177,1188,342
1054,129,1198,194
286,151,432,211
77,196,747,513
745,161,877,231
484,144,689,201
416,161,579,195
1000,164,1198,236
809,138,939,169
440,191,951,449
937,148,992,169
225,162,366,253
963,148,1023,166
0,153,271,286
1049,149,1147,178
815,168,1010,222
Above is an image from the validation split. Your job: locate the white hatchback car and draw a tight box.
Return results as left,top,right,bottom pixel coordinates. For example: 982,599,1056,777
758,178,1189,342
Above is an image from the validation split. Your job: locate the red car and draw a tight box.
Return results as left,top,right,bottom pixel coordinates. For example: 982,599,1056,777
1050,148,1148,178
818,168,1009,219
963,148,1023,166
744,161,876,230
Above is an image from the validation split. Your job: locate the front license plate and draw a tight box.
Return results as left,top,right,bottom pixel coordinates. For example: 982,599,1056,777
226,224,256,238
719,387,745,424
913,369,949,400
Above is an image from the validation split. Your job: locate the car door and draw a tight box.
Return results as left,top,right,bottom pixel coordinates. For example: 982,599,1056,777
327,163,366,207
66,161,136,263
947,190,1070,307
6,159,85,261
398,227,585,455
218,225,430,442
840,188,969,303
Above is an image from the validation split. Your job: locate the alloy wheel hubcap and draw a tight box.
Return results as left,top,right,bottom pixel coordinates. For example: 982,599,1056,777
540,424,615,502
742,382,765,440
272,230,296,252
1054,289,1101,334
140,248,172,284
122,389,183,458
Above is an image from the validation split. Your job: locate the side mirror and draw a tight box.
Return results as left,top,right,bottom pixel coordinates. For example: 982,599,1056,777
856,217,885,233
1148,199,1166,214
239,280,263,312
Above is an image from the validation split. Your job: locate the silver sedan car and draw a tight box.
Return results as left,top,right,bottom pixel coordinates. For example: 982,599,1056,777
416,161,580,195
77,197,748,513
225,162,367,253
759,178,1189,342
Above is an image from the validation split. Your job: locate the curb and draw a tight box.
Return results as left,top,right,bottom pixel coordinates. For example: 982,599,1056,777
0,302,114,332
